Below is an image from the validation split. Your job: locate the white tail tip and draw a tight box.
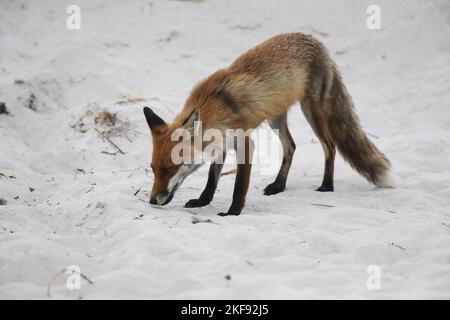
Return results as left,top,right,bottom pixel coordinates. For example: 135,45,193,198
375,169,396,188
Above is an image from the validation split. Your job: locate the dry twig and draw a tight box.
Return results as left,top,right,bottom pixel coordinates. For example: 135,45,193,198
221,168,237,176
95,128,125,154
133,187,141,196
311,203,335,208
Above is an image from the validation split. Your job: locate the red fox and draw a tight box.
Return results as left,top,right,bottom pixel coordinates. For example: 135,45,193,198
143,33,393,216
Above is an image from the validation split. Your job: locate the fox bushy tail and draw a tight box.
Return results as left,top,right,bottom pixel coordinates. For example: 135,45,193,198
328,67,394,187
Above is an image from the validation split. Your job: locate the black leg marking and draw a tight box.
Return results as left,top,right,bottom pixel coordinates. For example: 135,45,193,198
264,113,296,196
218,137,253,216
185,157,225,208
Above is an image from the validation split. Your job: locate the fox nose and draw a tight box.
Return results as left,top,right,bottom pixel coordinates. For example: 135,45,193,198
149,198,157,205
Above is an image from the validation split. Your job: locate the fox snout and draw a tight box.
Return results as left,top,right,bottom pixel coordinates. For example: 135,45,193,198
149,165,199,206
149,180,173,206
149,189,175,206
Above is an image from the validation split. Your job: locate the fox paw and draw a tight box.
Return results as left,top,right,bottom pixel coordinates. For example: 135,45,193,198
263,182,286,195
218,211,240,217
184,199,209,208
315,185,334,192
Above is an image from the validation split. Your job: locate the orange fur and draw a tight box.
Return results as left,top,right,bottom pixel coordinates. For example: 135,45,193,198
171,33,322,131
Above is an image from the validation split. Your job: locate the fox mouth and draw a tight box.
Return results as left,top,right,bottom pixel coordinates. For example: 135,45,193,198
160,188,176,206
153,164,201,206
157,183,179,206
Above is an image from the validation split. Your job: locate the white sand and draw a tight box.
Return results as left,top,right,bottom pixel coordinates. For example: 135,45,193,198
0,0,449,299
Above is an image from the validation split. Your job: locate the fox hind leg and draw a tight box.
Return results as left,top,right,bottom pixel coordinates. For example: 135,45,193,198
301,98,336,192
264,112,296,196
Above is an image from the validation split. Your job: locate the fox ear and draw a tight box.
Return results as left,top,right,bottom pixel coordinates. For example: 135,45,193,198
182,108,201,136
143,107,166,134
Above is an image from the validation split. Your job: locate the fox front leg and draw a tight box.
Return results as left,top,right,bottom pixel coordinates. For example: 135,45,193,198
218,136,253,217
184,161,224,208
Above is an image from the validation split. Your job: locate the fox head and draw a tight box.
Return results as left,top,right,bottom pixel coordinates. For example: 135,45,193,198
143,107,202,206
